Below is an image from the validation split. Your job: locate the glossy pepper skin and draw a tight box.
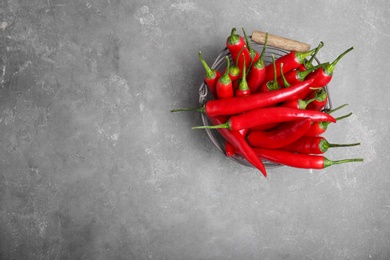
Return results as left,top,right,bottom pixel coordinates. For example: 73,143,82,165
193,107,336,132
247,118,311,149
209,116,267,177
198,51,220,98
226,28,251,75
200,79,314,117
253,148,363,169
216,56,234,99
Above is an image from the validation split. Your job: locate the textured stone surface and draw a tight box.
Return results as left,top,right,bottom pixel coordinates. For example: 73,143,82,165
1,0,389,259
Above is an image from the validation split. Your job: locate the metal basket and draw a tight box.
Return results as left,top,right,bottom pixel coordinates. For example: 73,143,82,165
198,41,332,168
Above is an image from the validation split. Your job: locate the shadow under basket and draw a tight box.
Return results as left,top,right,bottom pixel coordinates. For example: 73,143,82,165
198,43,332,169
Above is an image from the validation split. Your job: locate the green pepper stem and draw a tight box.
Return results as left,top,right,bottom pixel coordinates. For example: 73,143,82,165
305,41,324,69
324,46,354,76
227,28,240,45
327,103,348,114
238,54,249,91
192,122,229,130
198,51,216,79
219,56,231,85
280,63,290,87
267,54,279,91
298,62,328,81
318,112,352,131
320,138,360,153
324,157,363,168
242,27,255,59
170,106,205,113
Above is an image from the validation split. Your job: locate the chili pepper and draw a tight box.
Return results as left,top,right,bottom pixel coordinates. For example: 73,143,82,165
225,141,236,157
277,63,327,88
298,41,324,71
226,28,251,75
171,79,314,117
246,118,311,149
236,55,251,97
242,27,259,65
249,122,280,132
192,106,336,131
228,62,240,82
216,56,234,99
281,95,317,110
309,46,353,87
253,147,363,169
209,116,267,177
306,88,328,111
199,51,221,98
259,55,282,92
282,136,360,154
305,112,352,136
247,32,268,93
264,45,319,82
304,104,351,136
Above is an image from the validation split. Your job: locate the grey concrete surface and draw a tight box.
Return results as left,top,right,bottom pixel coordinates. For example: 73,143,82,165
1,0,389,259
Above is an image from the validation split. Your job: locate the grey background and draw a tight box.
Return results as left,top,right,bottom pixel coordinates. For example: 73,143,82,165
1,0,389,259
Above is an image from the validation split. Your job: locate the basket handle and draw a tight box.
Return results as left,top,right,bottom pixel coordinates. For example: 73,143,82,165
251,30,311,52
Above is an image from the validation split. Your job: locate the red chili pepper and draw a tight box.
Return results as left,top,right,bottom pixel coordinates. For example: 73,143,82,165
198,51,220,98
246,118,311,149
192,107,336,131
281,95,317,110
304,104,351,136
306,88,328,111
235,55,251,97
305,112,352,136
170,79,313,116
226,28,251,75
216,56,234,99
253,148,363,169
247,33,268,93
307,47,353,88
277,63,327,88
209,116,267,177
264,46,319,82
228,62,240,82
282,136,360,154
225,141,236,157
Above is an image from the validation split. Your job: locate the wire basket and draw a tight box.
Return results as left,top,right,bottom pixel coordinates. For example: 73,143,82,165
198,40,332,168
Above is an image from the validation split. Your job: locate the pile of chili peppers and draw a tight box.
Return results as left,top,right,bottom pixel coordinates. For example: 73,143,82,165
171,27,363,177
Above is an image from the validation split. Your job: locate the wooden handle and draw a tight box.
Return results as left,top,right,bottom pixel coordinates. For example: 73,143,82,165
251,30,311,52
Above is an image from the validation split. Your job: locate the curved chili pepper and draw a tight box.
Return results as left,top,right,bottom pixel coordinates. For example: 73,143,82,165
304,104,351,136
199,51,221,98
264,45,319,82
171,79,314,117
307,47,354,88
236,55,251,97
277,63,327,88
209,116,267,177
282,136,360,154
253,148,363,169
216,56,234,99
247,32,268,93
246,118,311,149
226,28,251,75
306,88,328,111
192,107,336,131
281,95,317,110
305,112,352,136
